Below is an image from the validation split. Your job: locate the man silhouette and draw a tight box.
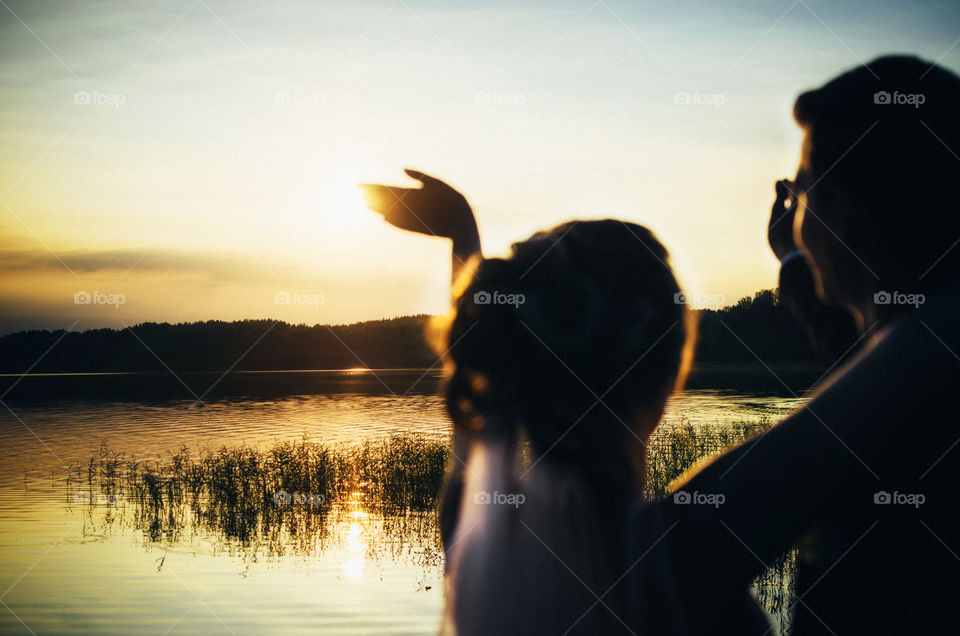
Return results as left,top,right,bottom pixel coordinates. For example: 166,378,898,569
629,55,960,635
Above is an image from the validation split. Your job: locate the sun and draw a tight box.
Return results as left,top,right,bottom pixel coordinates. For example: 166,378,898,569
311,177,382,242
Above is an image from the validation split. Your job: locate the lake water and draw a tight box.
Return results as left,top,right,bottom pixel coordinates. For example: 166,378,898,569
0,368,812,635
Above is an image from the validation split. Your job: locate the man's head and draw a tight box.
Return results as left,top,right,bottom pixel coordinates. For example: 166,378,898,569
791,56,960,314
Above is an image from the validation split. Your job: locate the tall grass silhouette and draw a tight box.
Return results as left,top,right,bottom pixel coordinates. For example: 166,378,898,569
70,423,795,633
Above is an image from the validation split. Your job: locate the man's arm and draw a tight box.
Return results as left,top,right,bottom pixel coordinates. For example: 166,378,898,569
630,308,954,633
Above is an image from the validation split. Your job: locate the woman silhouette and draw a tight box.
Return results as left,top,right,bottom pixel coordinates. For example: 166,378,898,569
363,173,696,634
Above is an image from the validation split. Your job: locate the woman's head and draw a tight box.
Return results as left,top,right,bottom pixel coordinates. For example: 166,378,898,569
431,219,695,491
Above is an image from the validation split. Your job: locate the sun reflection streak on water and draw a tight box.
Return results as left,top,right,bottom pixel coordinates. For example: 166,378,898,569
340,503,370,579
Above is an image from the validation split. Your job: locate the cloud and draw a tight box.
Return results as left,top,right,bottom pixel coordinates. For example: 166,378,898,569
0,237,450,335
0,243,281,283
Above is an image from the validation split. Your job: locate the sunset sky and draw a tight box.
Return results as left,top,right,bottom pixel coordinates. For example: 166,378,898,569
2,0,958,334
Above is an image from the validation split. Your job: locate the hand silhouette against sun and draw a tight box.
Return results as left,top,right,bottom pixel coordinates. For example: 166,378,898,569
360,169,481,261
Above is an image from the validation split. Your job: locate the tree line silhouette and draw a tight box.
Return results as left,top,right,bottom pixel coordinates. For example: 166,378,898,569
0,290,827,374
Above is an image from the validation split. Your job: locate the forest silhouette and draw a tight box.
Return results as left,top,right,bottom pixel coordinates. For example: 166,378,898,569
0,289,832,375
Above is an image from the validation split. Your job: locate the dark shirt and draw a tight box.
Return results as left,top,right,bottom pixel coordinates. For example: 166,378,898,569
628,285,960,635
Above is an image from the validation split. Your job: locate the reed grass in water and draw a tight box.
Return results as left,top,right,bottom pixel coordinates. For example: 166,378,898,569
70,422,795,634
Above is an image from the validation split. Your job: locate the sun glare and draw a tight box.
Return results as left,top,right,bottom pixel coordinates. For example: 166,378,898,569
340,517,368,580
329,180,377,233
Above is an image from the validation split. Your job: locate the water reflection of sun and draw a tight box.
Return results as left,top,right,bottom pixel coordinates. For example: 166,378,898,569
340,507,369,579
